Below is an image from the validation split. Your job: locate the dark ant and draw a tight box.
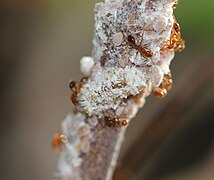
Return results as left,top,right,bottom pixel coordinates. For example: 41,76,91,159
104,116,128,127
127,34,153,59
69,80,76,91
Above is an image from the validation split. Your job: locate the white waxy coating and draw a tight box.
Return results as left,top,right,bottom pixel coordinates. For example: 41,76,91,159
80,56,95,77
55,113,92,179
77,0,176,117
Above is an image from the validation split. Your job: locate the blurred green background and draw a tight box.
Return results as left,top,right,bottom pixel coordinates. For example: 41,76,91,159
0,0,214,180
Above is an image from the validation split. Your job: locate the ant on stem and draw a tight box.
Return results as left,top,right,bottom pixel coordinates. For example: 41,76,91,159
104,116,128,127
153,72,173,98
52,132,68,150
69,77,88,106
127,32,153,59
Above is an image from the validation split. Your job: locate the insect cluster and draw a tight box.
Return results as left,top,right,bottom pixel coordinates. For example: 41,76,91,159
164,17,185,52
152,16,184,98
63,0,185,128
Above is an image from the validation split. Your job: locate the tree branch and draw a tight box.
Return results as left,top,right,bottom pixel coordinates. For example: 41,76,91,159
54,0,181,179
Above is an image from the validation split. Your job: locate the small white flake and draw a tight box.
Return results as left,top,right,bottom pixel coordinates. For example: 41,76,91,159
112,32,123,46
80,56,95,77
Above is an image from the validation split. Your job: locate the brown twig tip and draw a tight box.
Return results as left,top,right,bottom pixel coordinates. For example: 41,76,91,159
54,0,185,179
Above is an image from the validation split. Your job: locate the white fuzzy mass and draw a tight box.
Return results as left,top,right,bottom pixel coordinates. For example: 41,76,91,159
78,66,147,116
55,113,92,179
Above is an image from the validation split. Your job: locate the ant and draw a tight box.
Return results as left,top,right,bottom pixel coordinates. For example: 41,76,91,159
52,132,68,150
172,0,178,9
165,17,185,52
69,77,88,106
104,116,128,127
127,34,153,59
153,72,173,98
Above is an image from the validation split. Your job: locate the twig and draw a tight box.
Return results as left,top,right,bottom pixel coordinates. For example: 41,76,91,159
54,0,181,179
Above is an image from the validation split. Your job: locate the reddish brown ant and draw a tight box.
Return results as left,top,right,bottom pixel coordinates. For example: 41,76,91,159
153,72,173,98
104,116,128,127
162,72,173,90
52,132,68,150
69,77,88,106
165,17,185,52
153,88,167,98
127,34,153,59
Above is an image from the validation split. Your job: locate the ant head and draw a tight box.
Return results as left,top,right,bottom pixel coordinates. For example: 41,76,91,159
127,35,136,45
69,80,76,91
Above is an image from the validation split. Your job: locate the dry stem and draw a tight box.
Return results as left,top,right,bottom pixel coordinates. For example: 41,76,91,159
54,0,182,179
